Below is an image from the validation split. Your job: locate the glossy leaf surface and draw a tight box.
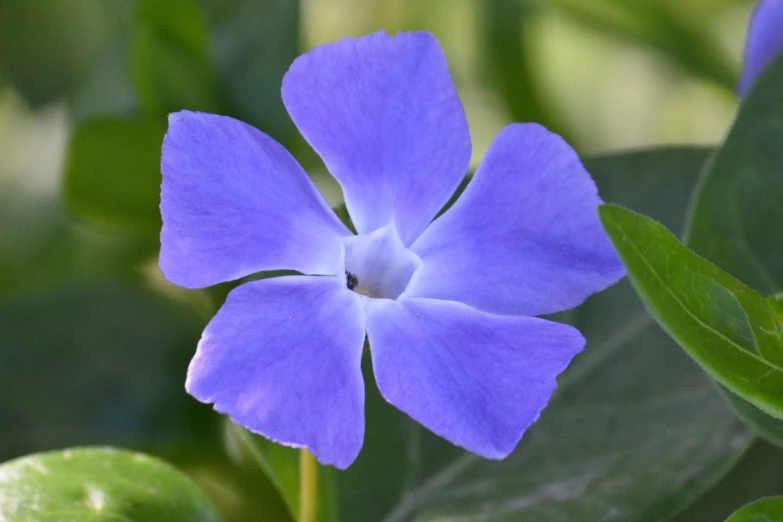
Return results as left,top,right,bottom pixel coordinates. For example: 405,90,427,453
0,447,222,522
600,204,783,420
726,497,783,522
131,0,225,116
686,52,783,296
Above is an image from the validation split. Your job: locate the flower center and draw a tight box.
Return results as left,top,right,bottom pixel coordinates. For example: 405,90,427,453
342,223,421,300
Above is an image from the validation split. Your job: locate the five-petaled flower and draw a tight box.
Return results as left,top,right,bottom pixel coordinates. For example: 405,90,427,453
160,31,625,469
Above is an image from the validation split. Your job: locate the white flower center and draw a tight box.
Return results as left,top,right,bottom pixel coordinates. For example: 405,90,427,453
342,223,421,300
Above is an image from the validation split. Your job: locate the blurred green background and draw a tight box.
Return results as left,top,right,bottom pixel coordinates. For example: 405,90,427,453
0,0,768,520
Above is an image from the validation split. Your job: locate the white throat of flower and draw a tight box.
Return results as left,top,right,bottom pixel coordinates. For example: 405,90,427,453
342,223,421,300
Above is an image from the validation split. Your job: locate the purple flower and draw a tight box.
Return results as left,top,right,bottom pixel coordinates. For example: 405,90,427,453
740,0,783,97
160,31,624,469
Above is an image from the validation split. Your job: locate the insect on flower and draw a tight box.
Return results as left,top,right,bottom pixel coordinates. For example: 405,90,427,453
160,30,625,469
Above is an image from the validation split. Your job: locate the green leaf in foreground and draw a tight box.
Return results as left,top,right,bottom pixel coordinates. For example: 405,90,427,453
726,497,783,522
769,294,783,325
0,447,221,522
64,117,165,237
600,204,783,420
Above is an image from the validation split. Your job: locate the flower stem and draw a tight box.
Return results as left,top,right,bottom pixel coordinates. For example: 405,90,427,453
298,449,318,522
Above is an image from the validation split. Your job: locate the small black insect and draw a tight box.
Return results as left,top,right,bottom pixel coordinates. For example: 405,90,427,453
345,270,359,291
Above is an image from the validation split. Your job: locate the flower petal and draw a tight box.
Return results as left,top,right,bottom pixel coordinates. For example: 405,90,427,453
282,31,471,246
160,111,349,289
739,0,783,97
186,276,366,469
407,123,624,316
366,297,584,458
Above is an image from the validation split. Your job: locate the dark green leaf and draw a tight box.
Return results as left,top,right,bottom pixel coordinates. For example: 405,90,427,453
720,388,783,447
672,440,783,521
726,497,783,522
64,117,165,237
224,421,338,522
131,0,226,116
334,147,753,521
600,204,783,420
0,285,205,462
0,447,221,521
686,51,783,295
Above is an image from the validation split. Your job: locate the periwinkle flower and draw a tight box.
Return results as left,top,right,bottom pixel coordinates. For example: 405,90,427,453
740,0,783,96
160,31,624,469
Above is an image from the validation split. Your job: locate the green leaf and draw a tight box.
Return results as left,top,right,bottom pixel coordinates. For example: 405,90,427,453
726,497,783,522
672,440,783,521
686,51,783,295
0,447,221,521
683,50,783,448
64,117,165,237
600,204,783,420
333,147,753,521
720,388,783,447
584,146,711,237
223,421,338,522
769,294,783,325
131,0,226,117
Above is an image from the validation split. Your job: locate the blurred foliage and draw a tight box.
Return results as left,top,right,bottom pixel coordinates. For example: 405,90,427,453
131,0,227,117
0,0,781,521
601,204,783,424
0,0,119,107
725,496,783,521
65,117,166,238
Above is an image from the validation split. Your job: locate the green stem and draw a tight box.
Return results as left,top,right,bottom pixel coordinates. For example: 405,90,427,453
298,449,318,522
